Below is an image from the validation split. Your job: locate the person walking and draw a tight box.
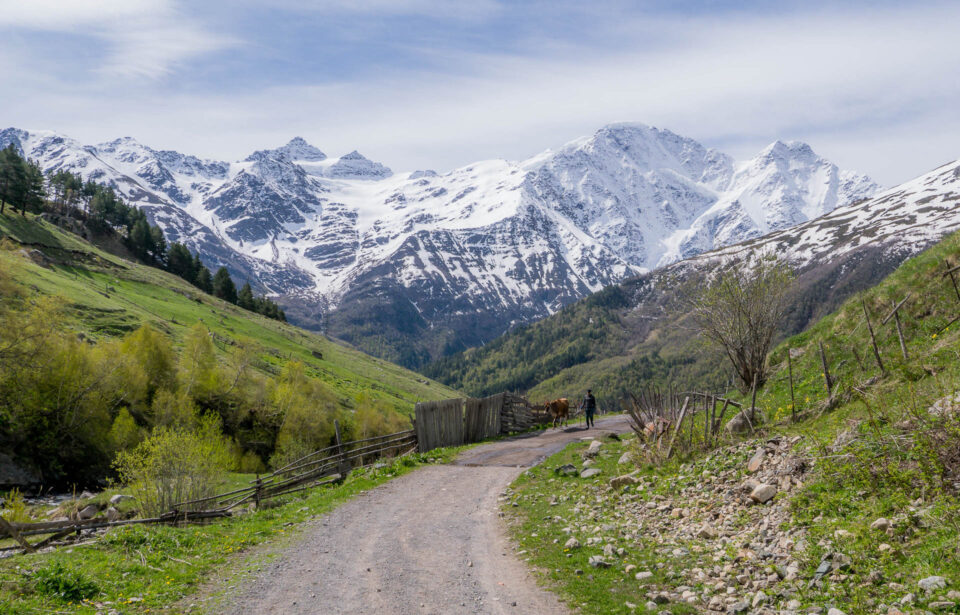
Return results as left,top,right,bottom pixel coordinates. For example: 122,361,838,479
583,389,596,429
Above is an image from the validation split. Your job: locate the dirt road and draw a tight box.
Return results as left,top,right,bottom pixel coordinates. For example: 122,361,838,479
220,415,631,615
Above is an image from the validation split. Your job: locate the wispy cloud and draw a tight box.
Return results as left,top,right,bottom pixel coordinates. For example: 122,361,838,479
0,0,235,79
0,1,957,185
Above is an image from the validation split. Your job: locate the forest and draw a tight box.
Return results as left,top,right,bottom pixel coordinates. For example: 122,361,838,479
0,144,285,322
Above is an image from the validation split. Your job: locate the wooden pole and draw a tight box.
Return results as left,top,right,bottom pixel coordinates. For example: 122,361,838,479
892,300,909,360
704,394,711,442
942,260,960,302
665,397,690,459
714,398,730,437
708,395,717,444
787,349,796,422
819,340,832,398
0,516,34,553
950,270,960,303
749,371,759,423
861,297,885,375
334,419,344,460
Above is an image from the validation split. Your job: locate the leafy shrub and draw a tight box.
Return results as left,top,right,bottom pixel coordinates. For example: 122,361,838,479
113,414,233,516
238,450,266,474
30,562,99,602
150,388,199,429
0,488,30,523
269,361,340,469
108,407,142,452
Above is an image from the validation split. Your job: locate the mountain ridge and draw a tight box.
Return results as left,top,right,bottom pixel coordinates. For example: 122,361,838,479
424,156,960,398
0,123,878,367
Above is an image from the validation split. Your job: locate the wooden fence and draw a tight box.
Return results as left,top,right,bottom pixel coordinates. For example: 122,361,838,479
414,392,549,452
2,390,560,553
625,386,740,459
0,422,416,555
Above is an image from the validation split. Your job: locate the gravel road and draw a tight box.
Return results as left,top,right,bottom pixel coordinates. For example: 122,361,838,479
219,415,631,615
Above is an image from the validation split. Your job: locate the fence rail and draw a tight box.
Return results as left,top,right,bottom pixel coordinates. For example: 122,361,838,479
0,423,417,555
4,390,556,554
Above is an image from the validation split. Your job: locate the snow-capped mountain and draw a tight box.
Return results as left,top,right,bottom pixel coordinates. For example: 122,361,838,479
676,156,960,274
0,123,879,366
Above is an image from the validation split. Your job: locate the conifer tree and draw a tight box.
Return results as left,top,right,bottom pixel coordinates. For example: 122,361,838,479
195,266,213,294
212,267,237,304
237,282,255,310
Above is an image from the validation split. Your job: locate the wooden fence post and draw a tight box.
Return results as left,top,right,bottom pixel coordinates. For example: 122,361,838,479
892,301,909,360
861,297,885,375
819,340,832,399
881,295,911,361
787,349,796,422
665,396,689,459
334,419,350,481
943,260,960,302
0,516,34,553
254,474,262,510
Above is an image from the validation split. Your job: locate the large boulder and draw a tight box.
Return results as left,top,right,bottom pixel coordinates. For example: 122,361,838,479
0,452,41,489
749,483,777,504
77,504,99,520
582,440,603,458
725,411,753,434
609,474,639,489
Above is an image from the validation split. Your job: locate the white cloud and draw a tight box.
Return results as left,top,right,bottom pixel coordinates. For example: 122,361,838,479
0,0,235,78
1,2,957,185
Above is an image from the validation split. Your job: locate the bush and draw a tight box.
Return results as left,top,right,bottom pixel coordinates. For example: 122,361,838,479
108,407,142,453
30,562,99,602
150,388,199,429
113,414,233,516
238,450,266,474
269,361,340,469
0,488,30,523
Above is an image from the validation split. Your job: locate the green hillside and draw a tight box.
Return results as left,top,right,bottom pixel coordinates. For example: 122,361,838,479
505,230,960,614
0,212,457,485
425,237,909,404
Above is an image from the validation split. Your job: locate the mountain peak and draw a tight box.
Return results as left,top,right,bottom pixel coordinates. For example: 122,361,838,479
280,137,327,161
760,139,816,160
325,150,392,179
246,137,327,163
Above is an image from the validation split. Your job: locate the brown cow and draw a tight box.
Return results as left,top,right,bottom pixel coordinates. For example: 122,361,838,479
546,398,570,428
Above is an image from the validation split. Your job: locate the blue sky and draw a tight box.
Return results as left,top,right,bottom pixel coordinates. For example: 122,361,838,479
0,0,958,185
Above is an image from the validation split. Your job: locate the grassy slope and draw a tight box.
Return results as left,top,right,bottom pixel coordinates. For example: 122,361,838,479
425,233,911,404
0,213,458,412
0,447,471,614
503,232,960,613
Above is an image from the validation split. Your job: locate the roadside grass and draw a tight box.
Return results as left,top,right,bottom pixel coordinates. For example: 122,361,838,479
0,213,457,414
0,445,472,614
505,436,697,615
506,235,960,613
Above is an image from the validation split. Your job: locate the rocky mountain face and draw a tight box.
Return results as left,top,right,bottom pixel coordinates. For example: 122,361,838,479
0,124,878,367
425,157,960,398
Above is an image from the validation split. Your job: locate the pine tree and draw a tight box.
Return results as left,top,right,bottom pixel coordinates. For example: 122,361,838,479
212,267,237,304
0,145,21,215
129,218,153,259
195,266,213,294
167,243,194,279
237,282,255,310
150,225,167,262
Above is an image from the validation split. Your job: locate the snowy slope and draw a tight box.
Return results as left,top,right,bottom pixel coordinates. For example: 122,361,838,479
676,157,960,273
0,123,881,366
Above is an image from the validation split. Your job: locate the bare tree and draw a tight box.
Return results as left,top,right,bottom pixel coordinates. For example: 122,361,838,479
689,255,793,392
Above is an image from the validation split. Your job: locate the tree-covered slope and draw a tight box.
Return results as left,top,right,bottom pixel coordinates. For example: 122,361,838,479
0,212,457,487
